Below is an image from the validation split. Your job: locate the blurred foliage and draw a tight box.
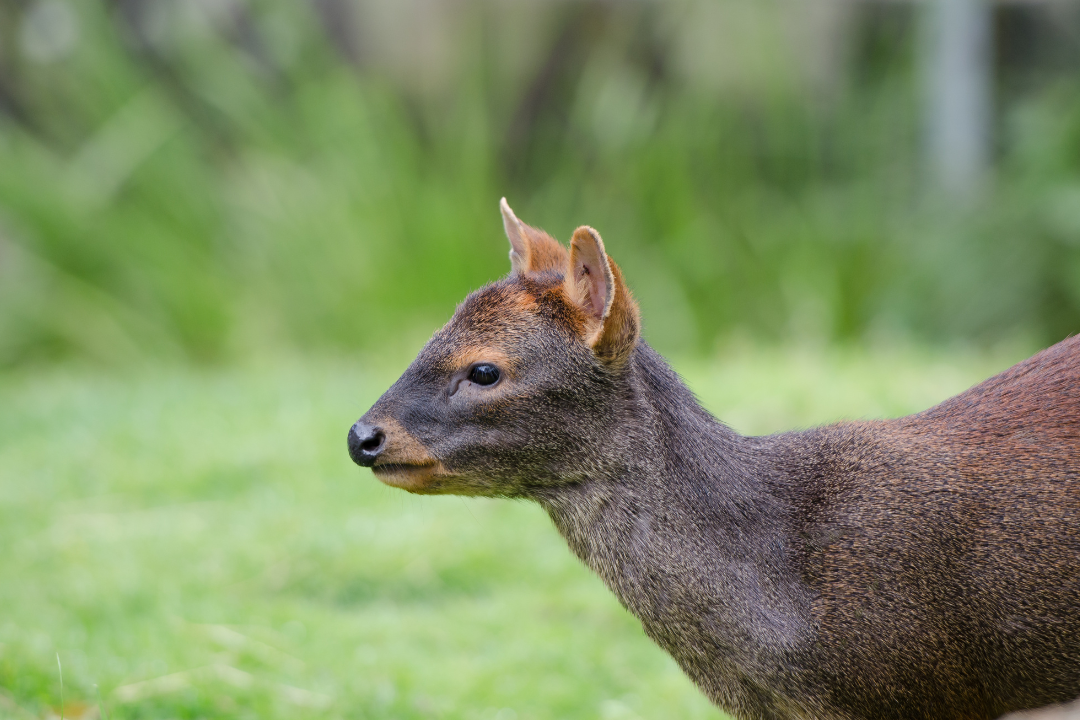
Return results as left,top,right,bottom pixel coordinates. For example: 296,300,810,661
0,0,1079,367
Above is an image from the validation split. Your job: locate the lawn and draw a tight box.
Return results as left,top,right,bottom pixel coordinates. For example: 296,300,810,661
0,343,1026,719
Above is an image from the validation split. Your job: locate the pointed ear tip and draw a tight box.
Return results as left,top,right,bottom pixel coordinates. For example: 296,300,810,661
501,197,522,227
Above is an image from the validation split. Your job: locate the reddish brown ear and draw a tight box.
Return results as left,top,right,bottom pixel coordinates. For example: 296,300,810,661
500,198,567,276
564,226,640,365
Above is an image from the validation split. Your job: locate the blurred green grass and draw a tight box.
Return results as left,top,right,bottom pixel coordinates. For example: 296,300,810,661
0,343,1029,719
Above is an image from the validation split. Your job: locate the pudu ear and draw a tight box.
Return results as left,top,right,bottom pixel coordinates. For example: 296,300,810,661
500,198,568,276
564,226,640,365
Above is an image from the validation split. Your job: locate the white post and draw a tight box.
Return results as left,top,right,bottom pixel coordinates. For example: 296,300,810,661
923,0,993,196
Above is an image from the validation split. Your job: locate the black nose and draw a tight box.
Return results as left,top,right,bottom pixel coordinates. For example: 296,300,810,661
348,421,386,467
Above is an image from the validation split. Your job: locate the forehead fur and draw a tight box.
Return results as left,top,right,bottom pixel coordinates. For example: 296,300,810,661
455,277,542,333
430,274,589,372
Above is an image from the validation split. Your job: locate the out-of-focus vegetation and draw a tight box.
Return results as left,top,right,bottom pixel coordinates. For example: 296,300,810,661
0,346,1024,719
1,0,1079,368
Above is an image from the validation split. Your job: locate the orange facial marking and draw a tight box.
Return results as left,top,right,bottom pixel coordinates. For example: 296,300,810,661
449,345,515,375
444,286,538,374
509,290,539,314
370,417,449,493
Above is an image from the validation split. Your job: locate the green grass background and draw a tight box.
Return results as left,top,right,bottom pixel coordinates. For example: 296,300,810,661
0,344,1027,719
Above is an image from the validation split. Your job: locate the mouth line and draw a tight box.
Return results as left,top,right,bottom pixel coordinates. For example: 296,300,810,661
371,462,438,473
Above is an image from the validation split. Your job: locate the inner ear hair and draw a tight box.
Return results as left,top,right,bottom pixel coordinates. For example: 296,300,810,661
566,226,615,324
564,225,640,364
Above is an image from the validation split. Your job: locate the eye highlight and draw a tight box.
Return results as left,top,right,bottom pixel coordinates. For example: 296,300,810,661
468,363,501,386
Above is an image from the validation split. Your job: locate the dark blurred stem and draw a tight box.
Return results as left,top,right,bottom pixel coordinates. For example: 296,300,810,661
309,0,362,68
107,0,237,154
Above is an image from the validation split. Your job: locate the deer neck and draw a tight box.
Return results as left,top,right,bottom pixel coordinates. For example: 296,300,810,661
534,343,810,681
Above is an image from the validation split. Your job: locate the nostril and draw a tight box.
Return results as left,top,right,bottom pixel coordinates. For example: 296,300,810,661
348,422,386,467
360,430,385,453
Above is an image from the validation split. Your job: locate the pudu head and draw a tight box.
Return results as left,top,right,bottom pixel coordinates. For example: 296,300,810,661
348,199,641,497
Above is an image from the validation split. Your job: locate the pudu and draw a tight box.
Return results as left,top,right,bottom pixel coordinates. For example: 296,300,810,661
349,200,1080,720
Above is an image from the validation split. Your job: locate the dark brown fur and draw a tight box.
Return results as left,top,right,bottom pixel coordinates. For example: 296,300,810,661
349,203,1080,720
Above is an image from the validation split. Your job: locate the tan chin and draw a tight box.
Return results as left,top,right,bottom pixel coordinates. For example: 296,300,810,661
371,463,448,494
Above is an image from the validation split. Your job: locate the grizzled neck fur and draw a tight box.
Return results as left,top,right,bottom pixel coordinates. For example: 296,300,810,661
533,342,815,717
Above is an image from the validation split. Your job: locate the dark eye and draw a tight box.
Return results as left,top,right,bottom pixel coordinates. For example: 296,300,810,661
468,364,500,386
